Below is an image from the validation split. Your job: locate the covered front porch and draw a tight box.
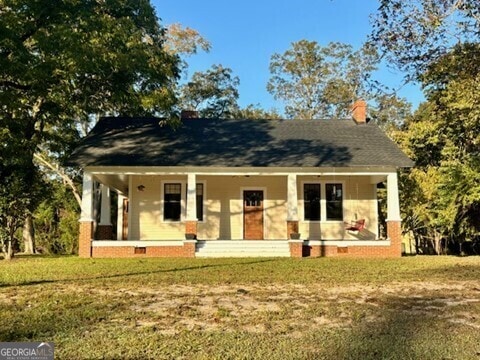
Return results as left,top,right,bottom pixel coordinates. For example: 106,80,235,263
78,167,403,258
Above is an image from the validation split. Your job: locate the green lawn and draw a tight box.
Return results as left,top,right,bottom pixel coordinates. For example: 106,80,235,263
1,256,480,359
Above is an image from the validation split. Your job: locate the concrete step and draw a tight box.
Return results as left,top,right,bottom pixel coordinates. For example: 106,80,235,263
195,240,291,258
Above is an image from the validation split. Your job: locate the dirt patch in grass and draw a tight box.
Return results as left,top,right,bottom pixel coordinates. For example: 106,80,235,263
57,280,478,336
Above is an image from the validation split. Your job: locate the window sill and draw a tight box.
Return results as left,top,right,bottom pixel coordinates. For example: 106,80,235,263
301,220,344,224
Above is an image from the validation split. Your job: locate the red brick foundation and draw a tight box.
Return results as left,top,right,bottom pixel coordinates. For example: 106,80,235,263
289,240,303,258
287,220,299,239
306,245,400,258
96,225,113,240
78,221,93,258
182,240,196,258
91,240,197,258
185,220,198,238
305,236,401,258
386,220,402,257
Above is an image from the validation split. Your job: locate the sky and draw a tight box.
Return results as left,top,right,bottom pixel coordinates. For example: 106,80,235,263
154,0,424,113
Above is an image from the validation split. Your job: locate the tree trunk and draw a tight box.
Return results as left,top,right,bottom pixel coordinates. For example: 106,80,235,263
434,231,441,255
4,240,14,260
22,214,36,254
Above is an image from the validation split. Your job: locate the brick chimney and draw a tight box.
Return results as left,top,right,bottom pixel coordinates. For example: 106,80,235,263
351,100,367,124
181,110,199,119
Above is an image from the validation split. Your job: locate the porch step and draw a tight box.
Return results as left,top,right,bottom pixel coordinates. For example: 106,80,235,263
195,240,291,258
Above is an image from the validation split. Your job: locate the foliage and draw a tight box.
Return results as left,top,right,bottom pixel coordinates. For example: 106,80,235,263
33,181,80,255
371,2,480,253
0,128,44,259
267,40,379,119
0,0,179,257
394,43,480,253
164,23,211,59
371,0,480,80
179,64,240,118
233,104,282,120
369,94,412,133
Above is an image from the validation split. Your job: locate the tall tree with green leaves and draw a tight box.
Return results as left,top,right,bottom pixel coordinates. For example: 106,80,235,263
233,104,281,120
267,40,379,119
371,1,480,253
371,0,480,81
392,44,480,253
0,0,179,259
179,64,240,118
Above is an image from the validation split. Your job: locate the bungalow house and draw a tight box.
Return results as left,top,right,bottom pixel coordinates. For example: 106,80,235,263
67,100,413,258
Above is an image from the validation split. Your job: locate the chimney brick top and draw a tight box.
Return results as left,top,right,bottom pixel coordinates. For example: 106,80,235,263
352,100,367,124
181,110,199,119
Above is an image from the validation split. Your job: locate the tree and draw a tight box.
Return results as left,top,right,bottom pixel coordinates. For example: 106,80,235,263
179,64,240,118
0,129,44,259
371,2,480,254
369,94,412,133
233,104,282,120
0,0,179,258
370,0,480,80
394,44,480,254
164,23,211,60
267,40,378,119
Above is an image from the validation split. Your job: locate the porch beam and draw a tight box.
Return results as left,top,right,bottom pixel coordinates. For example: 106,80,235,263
86,166,399,177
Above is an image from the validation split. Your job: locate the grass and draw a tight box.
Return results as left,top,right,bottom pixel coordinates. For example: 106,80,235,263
1,256,480,359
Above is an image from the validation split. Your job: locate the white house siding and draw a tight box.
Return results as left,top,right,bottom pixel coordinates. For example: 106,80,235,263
127,174,378,241
197,175,287,240
297,176,378,240
129,175,184,240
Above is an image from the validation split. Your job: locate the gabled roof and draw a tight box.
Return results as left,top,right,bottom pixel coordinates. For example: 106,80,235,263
66,117,414,168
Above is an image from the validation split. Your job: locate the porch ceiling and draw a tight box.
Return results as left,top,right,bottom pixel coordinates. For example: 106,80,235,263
93,174,129,194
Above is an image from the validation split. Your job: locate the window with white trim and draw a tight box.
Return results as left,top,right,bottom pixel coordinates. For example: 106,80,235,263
164,183,182,221
303,182,344,221
196,183,204,221
326,183,343,221
304,184,321,221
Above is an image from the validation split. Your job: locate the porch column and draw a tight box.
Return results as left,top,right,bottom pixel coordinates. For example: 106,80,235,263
97,185,113,240
185,173,198,239
117,193,125,240
79,171,94,258
386,172,402,256
287,174,299,239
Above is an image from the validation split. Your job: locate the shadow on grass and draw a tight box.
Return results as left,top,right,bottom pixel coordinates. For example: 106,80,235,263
338,296,477,360
0,258,279,288
408,263,480,282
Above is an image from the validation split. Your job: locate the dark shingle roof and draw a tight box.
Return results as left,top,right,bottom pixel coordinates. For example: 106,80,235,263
66,117,413,168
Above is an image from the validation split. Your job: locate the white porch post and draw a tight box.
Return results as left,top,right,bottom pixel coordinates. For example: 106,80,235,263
185,173,198,239
386,172,401,222
80,172,94,222
99,185,111,225
386,171,402,255
117,193,125,240
287,174,300,244
96,184,113,240
79,171,94,257
186,173,197,221
287,174,298,221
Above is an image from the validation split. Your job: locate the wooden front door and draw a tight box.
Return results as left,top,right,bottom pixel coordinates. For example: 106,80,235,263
243,190,264,240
